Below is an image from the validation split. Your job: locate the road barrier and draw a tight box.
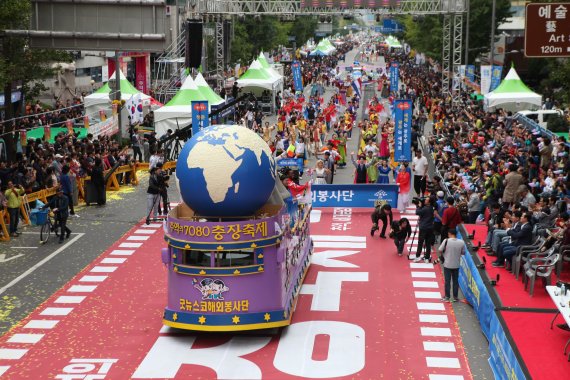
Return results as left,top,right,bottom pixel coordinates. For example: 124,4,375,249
1,161,178,242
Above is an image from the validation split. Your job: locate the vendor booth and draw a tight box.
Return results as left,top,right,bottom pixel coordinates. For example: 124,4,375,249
154,76,210,137
484,67,542,112
237,60,281,114
84,69,159,136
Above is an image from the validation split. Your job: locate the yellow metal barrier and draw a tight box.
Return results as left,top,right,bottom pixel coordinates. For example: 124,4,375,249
0,210,9,241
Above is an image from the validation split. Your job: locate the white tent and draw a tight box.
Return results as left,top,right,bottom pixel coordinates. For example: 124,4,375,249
153,76,208,137
84,69,152,117
484,67,542,112
194,73,225,106
236,60,280,91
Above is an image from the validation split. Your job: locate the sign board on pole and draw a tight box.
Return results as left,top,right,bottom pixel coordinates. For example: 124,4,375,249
524,2,570,57
393,100,412,163
191,101,209,136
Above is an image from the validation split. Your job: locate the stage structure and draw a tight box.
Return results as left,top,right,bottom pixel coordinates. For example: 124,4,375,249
154,0,466,103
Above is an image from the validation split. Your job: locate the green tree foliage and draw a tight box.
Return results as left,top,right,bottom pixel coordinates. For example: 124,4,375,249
400,0,511,63
230,15,318,65
0,0,71,160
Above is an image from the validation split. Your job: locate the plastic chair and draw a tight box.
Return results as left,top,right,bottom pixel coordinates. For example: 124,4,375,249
556,244,570,279
512,237,545,280
524,254,561,296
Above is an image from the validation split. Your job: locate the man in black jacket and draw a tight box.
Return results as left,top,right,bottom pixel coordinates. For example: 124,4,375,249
48,187,72,243
414,197,435,263
371,203,393,238
146,167,162,225
492,211,533,268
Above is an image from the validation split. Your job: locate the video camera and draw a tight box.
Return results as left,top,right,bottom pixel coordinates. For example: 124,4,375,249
411,197,426,207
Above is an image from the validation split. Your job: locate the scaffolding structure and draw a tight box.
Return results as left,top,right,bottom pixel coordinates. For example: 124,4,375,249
153,0,466,103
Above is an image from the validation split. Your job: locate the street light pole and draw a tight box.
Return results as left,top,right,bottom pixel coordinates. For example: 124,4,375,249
489,0,497,66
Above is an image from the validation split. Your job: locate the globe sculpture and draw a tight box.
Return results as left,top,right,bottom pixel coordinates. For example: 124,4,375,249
176,124,276,217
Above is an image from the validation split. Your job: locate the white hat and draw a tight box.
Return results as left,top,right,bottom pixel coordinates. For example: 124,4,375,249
437,191,444,198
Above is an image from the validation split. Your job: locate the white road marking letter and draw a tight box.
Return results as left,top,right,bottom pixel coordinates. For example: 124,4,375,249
300,272,368,311
132,336,271,379
274,321,365,378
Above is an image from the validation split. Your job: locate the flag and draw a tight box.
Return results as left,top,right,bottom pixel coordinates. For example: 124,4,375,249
286,144,296,158
127,93,144,124
351,79,361,98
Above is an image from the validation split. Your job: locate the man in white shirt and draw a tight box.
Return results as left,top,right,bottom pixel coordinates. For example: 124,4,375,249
149,149,164,170
364,140,379,156
412,149,428,196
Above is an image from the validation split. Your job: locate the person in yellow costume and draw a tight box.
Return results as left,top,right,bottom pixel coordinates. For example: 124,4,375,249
297,116,307,133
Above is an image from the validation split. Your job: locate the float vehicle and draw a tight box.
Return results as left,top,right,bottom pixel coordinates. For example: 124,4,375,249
161,124,312,331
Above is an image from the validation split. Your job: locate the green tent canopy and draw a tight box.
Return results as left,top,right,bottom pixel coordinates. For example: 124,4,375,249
237,60,279,90
153,75,209,136
194,72,224,105
484,66,542,112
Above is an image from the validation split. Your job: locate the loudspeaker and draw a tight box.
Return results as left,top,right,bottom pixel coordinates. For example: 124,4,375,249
223,20,231,64
185,20,203,69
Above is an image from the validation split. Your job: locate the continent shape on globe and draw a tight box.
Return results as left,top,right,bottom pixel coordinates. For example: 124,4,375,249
176,124,276,217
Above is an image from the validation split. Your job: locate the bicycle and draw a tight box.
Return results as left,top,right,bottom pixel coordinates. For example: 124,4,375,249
38,209,60,244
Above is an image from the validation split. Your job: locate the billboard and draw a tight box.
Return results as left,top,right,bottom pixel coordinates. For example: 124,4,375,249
10,0,168,51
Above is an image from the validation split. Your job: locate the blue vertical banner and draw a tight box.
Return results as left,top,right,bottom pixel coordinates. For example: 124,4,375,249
466,65,475,83
389,62,399,94
393,99,412,162
489,65,503,92
191,101,209,136
292,61,304,92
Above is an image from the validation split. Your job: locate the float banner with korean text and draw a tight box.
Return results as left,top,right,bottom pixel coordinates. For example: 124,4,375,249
276,158,304,168
488,313,527,380
467,65,475,83
191,101,209,136
393,99,412,162
490,65,503,92
292,61,304,91
311,184,398,208
389,62,399,94
88,116,119,138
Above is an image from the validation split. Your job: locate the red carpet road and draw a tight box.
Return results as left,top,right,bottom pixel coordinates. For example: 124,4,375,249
0,208,472,380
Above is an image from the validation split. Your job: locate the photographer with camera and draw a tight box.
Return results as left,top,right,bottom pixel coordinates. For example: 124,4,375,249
413,195,435,263
156,162,170,216
146,165,167,225
370,203,393,238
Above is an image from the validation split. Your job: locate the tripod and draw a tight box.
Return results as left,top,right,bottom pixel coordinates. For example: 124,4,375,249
407,221,420,260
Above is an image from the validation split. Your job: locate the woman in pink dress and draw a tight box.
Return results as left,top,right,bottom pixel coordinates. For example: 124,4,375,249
379,133,390,159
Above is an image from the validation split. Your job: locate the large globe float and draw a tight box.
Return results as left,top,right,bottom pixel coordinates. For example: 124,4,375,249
175,124,276,216
161,124,313,331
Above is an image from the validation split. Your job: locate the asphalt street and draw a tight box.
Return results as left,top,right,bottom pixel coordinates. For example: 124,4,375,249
0,174,181,335
0,47,492,379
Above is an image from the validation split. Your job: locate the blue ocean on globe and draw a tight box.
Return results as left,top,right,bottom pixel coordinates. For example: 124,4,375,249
176,124,276,217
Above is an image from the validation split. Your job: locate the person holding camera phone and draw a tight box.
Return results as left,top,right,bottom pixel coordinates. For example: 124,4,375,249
438,229,466,302
414,196,435,263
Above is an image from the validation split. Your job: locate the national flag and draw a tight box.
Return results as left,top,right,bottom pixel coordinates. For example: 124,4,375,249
351,79,361,98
